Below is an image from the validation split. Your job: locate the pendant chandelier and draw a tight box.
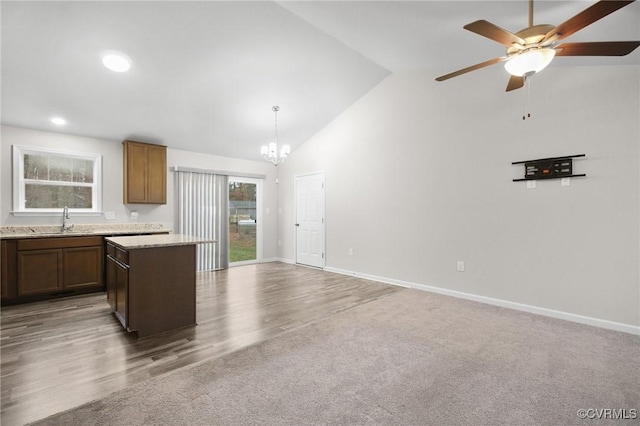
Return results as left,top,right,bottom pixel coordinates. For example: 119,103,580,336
261,106,290,166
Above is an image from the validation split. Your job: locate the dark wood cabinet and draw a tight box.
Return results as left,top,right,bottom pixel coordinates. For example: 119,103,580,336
105,239,196,338
114,259,128,326
123,140,167,204
106,242,130,327
2,231,171,306
18,249,63,295
64,246,103,289
106,247,117,311
2,236,103,304
1,240,17,301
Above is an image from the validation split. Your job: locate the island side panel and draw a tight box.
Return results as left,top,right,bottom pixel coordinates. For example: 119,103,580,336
127,244,197,337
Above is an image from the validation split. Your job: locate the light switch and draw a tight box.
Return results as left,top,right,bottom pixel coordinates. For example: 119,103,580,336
527,180,536,189
561,178,570,186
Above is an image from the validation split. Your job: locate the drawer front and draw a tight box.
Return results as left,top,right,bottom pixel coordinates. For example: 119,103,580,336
115,247,129,265
106,242,116,257
18,236,103,251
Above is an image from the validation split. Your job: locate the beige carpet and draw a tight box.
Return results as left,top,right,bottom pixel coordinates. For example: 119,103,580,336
34,289,639,425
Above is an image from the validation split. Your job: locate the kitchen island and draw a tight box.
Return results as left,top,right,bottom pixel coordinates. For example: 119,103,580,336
105,234,213,338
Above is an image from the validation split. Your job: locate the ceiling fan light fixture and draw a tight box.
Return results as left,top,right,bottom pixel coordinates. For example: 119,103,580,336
504,48,556,77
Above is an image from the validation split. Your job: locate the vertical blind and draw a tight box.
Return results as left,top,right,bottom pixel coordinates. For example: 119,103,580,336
177,171,229,271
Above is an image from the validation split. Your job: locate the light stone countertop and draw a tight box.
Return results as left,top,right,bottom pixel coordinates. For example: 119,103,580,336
0,223,170,239
105,234,215,249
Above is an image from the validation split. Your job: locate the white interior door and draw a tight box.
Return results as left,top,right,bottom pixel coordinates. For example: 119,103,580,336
295,173,325,268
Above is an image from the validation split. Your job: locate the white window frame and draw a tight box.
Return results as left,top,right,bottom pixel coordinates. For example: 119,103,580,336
12,145,103,216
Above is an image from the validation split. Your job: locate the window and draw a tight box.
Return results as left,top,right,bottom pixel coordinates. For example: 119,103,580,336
13,145,102,215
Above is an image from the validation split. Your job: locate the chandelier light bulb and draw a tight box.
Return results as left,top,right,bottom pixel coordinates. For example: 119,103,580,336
269,142,277,158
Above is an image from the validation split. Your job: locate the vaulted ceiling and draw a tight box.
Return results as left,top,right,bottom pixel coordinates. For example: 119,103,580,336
2,1,638,160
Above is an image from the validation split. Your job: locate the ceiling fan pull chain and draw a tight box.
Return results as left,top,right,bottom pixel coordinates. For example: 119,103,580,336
522,75,532,120
521,78,527,120
521,85,525,120
527,76,532,119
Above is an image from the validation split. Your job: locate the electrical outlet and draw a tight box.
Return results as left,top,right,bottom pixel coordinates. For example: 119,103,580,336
457,261,465,272
348,248,354,256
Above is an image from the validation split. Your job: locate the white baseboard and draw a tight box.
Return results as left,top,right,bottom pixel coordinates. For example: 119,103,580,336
324,266,640,336
261,257,294,264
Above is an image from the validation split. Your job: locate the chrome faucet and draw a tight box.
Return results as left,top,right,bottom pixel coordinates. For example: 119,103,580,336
62,206,74,232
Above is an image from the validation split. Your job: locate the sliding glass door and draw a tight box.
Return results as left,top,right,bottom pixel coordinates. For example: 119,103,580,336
228,177,262,264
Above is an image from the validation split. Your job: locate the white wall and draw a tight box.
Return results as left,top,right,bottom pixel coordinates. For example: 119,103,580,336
1,126,281,260
278,65,640,329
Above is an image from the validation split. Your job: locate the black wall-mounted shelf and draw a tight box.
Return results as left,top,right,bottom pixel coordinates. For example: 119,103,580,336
512,154,586,182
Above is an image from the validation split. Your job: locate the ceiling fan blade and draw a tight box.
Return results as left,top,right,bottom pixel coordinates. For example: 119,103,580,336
435,57,508,81
464,20,525,47
506,75,525,92
555,41,640,56
546,0,636,42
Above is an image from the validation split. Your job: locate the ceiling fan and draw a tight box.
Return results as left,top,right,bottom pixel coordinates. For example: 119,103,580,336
435,0,640,91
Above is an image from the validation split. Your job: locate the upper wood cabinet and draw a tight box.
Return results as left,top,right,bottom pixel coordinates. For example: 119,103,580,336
123,140,167,204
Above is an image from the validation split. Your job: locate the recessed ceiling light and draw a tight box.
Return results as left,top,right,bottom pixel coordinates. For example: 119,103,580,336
51,117,67,126
102,50,132,73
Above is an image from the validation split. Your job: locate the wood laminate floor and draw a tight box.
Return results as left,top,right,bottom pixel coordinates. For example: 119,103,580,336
1,262,401,425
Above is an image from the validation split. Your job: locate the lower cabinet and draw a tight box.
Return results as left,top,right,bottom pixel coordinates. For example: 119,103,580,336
1,240,17,300
115,260,128,326
2,236,103,304
1,232,170,306
106,251,117,311
18,249,63,295
106,243,129,327
105,240,196,338
64,246,104,289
